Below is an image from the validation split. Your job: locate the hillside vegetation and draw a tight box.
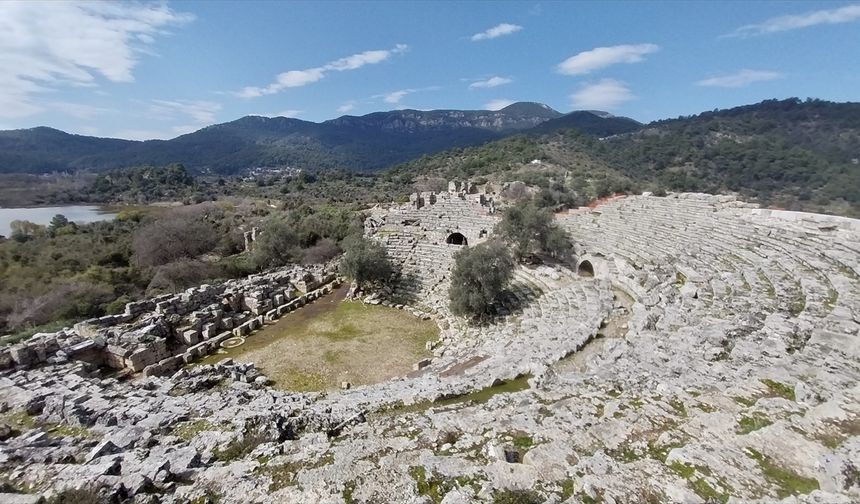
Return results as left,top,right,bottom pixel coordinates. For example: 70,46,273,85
389,99,860,217
0,104,637,175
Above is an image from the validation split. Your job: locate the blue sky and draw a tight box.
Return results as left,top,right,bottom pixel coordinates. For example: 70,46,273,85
1,1,858,140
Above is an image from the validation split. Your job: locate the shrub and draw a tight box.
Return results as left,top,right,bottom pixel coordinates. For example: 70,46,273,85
448,240,515,320
147,260,218,295
495,201,572,262
338,236,394,290
302,238,341,264
250,217,301,270
132,214,219,267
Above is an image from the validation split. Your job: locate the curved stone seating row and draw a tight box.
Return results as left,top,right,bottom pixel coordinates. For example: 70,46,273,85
558,195,856,329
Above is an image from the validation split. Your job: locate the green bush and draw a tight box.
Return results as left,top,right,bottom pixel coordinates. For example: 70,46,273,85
338,236,394,290
448,240,515,320
250,217,301,270
495,201,572,262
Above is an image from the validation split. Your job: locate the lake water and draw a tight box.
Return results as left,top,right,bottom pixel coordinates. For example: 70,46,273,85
0,206,117,237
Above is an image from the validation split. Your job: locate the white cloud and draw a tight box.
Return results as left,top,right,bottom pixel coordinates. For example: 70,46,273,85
569,79,633,110
276,109,302,118
276,69,325,88
469,76,513,89
337,102,356,114
484,99,515,111
0,1,193,119
556,43,659,75
696,69,783,88
237,44,408,98
149,99,221,125
383,89,414,104
50,101,114,120
375,86,440,105
327,45,407,70
170,124,200,136
471,23,523,41
728,4,860,37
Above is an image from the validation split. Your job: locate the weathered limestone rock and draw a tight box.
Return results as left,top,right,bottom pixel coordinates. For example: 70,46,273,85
2,193,859,504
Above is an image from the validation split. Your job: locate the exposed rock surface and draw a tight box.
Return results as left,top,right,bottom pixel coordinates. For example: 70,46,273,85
0,191,858,503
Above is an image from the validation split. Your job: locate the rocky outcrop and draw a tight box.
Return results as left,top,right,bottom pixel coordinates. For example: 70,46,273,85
1,193,858,503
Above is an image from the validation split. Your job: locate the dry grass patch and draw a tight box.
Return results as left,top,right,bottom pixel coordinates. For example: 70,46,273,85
201,288,437,391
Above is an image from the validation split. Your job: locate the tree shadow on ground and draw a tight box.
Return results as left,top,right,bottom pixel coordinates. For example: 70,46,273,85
385,269,422,306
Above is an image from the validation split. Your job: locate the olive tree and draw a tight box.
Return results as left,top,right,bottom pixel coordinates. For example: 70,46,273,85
338,235,395,290
495,201,572,262
448,240,515,320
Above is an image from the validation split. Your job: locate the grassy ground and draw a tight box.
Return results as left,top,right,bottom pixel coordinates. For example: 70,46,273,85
199,288,438,391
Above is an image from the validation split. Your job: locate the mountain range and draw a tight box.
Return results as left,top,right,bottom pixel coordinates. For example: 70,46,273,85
0,103,640,175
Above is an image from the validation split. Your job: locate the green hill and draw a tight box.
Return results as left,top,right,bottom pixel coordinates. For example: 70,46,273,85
388,98,860,217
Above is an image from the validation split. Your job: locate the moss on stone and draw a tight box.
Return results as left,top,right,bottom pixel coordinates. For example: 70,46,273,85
733,396,757,407
408,466,455,504
253,460,304,491
342,480,357,504
694,402,717,413
510,433,534,454
668,398,687,417
557,479,576,500
2,411,94,440
761,379,796,401
612,445,642,463
669,461,695,479
1,411,35,431
647,440,683,462
736,413,773,434
689,478,729,504
171,419,218,442
746,448,819,498
46,423,94,439
492,489,543,504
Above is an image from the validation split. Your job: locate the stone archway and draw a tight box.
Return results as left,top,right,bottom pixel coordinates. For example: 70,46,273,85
446,232,468,246
578,260,595,277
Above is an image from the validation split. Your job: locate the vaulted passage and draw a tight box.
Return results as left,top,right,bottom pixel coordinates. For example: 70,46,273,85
578,260,594,277
446,232,468,246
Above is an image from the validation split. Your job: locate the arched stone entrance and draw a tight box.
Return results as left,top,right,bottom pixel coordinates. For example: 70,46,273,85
446,232,468,246
578,260,595,277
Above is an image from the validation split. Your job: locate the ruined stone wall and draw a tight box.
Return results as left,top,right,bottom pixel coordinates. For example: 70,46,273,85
0,264,339,375
365,181,501,306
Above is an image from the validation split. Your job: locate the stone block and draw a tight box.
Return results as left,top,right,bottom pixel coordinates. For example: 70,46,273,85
9,345,36,366
213,332,232,343
181,329,201,346
0,351,13,370
413,358,432,371
202,323,217,339
142,364,162,377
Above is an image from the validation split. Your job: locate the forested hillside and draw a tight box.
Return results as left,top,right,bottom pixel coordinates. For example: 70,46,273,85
389,98,860,217
0,103,637,175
